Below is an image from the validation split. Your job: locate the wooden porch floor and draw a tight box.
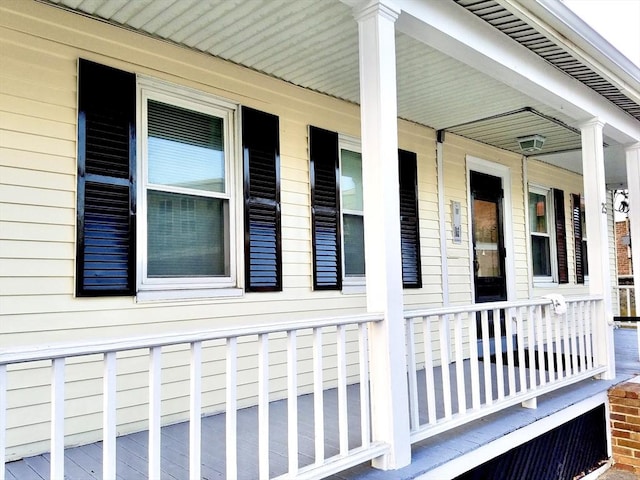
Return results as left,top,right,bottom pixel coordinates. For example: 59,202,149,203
5,328,639,480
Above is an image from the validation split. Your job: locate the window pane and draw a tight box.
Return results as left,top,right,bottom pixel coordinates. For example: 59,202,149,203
341,149,363,211
343,214,365,276
583,240,589,276
147,100,225,193
532,235,551,276
147,190,228,277
529,192,547,233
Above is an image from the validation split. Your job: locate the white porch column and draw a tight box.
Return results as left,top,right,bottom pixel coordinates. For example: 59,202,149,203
580,119,615,379
354,0,411,470
626,144,640,320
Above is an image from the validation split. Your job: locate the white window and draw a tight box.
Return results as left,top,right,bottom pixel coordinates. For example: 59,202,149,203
529,185,556,284
138,79,238,295
339,136,365,285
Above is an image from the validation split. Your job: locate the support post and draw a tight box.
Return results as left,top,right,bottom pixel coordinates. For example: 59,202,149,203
354,0,411,470
580,119,615,379
626,144,640,323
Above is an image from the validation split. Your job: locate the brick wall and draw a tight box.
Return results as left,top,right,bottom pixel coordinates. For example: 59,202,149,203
609,379,640,474
616,220,632,276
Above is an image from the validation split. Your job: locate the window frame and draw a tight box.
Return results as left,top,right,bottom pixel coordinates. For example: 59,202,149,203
528,184,558,286
338,134,365,288
136,77,240,295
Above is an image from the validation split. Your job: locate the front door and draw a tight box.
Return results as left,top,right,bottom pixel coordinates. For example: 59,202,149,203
471,171,507,303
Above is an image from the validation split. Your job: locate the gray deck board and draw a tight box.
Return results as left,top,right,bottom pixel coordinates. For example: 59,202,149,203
5,327,639,480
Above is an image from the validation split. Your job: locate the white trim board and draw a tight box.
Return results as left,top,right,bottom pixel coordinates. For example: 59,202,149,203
417,392,610,480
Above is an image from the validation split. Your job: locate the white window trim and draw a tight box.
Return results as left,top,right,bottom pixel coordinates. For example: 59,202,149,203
339,134,365,287
136,76,242,298
528,184,558,287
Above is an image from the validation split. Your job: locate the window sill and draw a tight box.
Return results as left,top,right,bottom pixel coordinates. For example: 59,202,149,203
136,287,243,303
533,280,559,289
342,284,365,295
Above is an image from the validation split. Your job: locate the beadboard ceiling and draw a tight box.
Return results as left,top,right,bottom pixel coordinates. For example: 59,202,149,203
45,0,639,186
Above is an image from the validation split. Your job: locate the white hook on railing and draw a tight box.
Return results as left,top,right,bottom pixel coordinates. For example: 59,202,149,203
542,294,567,315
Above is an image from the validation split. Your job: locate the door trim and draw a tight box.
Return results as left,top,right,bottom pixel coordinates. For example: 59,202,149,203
466,155,516,303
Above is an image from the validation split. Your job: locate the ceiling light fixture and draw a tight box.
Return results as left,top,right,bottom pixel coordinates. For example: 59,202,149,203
517,134,546,153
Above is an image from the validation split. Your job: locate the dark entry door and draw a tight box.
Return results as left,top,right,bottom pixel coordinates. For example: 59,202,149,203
471,171,507,304
471,171,508,357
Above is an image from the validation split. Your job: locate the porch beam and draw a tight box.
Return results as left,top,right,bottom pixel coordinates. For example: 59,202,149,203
580,118,615,379
353,0,411,470
626,144,640,318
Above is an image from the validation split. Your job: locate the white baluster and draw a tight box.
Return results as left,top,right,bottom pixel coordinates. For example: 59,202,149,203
226,337,238,480
313,328,325,463
148,347,161,480
103,352,117,480
287,331,298,475
258,334,270,479
190,342,202,480
406,320,419,429
50,358,65,480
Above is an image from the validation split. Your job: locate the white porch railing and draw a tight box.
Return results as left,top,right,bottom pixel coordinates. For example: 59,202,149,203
0,314,386,480
617,284,637,318
405,296,607,444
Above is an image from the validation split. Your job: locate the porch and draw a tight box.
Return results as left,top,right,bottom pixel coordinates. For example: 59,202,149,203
2,297,631,480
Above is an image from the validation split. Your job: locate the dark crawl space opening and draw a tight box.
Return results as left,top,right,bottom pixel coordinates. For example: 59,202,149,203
454,404,608,480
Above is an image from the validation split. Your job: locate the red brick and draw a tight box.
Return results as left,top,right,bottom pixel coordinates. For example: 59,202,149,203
614,445,634,457
613,429,633,439
627,390,640,400
611,387,629,398
612,405,640,416
627,415,640,425
614,421,640,432
612,413,628,422
615,398,640,407
614,462,637,472
618,438,640,451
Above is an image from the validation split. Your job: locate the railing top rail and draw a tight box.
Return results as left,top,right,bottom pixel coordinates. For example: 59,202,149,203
0,313,384,365
404,295,603,319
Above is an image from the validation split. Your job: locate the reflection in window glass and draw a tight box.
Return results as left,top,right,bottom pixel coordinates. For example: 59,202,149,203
148,100,225,193
343,214,365,276
341,147,365,278
147,191,227,277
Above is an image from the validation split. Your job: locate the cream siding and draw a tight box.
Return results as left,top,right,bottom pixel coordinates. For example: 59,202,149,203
0,0,609,459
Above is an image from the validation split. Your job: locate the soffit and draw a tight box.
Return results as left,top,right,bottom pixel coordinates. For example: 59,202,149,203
453,0,640,122
45,0,569,131
43,0,636,184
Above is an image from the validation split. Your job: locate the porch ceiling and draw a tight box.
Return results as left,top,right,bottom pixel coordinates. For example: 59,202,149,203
45,0,639,186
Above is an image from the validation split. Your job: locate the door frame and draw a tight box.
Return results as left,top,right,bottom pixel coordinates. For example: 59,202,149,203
466,155,516,303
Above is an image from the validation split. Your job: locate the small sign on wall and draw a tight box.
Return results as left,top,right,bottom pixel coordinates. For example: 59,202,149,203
452,200,462,244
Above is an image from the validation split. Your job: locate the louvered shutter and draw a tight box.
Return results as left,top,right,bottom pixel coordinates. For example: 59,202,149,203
399,150,422,288
553,189,568,284
309,126,342,290
571,193,584,284
242,107,282,291
76,60,136,296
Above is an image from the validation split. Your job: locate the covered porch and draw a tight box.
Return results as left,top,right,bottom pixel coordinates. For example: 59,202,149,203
2,298,636,480
0,0,639,479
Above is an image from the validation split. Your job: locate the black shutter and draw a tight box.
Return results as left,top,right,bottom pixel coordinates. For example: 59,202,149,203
399,150,422,288
572,193,584,284
242,107,282,292
309,126,342,290
553,188,568,284
76,59,136,296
